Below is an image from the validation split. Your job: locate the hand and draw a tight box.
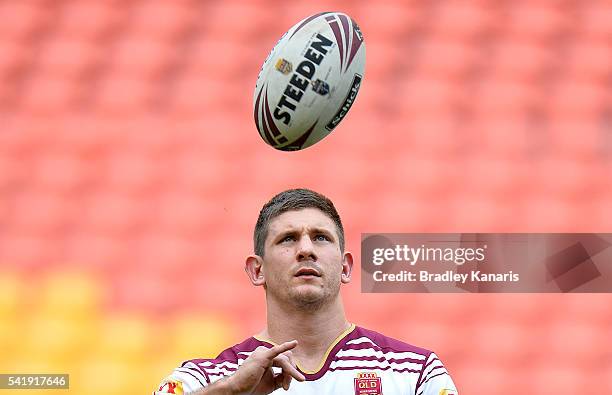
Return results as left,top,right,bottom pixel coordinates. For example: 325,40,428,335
225,340,306,394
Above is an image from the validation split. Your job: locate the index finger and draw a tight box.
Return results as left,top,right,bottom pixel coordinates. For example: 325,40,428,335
263,340,298,359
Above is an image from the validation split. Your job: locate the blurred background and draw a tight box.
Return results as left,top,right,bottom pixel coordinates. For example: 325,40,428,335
0,0,611,394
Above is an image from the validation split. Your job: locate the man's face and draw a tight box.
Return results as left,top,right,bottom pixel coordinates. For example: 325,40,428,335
260,208,349,309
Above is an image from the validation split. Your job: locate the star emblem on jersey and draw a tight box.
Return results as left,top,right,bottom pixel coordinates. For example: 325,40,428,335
354,372,382,395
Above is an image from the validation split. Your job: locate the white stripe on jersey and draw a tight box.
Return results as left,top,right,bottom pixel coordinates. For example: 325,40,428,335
176,365,208,385
337,347,428,362
344,337,427,360
346,337,375,345
203,376,223,386
206,372,228,377
329,358,422,372
200,366,237,376
421,353,447,380
198,360,239,369
198,362,238,374
422,361,446,378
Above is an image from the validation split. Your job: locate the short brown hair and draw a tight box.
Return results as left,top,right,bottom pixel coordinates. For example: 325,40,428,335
254,189,345,257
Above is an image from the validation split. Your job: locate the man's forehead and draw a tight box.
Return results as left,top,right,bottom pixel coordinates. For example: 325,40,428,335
267,208,336,233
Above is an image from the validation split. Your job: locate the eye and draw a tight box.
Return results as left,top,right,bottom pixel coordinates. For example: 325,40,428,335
280,235,296,243
314,234,330,242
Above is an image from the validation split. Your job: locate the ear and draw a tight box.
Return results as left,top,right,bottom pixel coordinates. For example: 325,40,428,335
340,251,354,284
245,255,266,286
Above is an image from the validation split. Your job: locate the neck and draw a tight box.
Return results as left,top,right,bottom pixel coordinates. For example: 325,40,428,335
259,295,351,370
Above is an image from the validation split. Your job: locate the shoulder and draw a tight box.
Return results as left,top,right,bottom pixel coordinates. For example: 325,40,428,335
340,326,458,394
346,326,434,359
154,337,268,394
181,337,269,381
185,336,267,368
327,325,433,377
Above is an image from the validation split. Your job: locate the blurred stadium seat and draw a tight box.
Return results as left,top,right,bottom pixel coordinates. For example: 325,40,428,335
56,1,121,41
0,2,49,41
1,1,611,394
429,2,496,40
579,3,612,40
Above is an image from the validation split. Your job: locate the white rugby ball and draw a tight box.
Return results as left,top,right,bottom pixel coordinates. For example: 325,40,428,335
253,12,365,151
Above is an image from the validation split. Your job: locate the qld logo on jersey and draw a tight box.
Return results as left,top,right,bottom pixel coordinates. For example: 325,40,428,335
440,390,458,395
354,372,382,395
156,379,184,394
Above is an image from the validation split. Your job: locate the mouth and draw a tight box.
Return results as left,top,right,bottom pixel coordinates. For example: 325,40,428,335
294,267,321,278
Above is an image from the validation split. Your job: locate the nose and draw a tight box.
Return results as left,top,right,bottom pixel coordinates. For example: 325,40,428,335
296,235,317,261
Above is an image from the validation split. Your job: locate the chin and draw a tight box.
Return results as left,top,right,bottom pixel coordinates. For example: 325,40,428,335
290,287,326,307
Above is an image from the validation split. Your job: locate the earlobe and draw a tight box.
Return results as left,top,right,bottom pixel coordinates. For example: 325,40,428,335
245,255,266,286
341,251,354,284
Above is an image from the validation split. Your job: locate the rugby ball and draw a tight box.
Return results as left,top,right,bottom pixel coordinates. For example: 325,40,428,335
253,12,365,151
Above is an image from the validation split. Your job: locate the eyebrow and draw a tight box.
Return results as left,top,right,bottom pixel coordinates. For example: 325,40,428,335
273,227,336,241
310,227,335,238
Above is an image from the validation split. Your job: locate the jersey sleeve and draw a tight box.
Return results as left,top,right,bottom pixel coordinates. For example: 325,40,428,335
415,352,458,395
153,361,210,395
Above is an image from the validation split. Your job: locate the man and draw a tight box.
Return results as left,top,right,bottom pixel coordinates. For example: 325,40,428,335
155,189,458,395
